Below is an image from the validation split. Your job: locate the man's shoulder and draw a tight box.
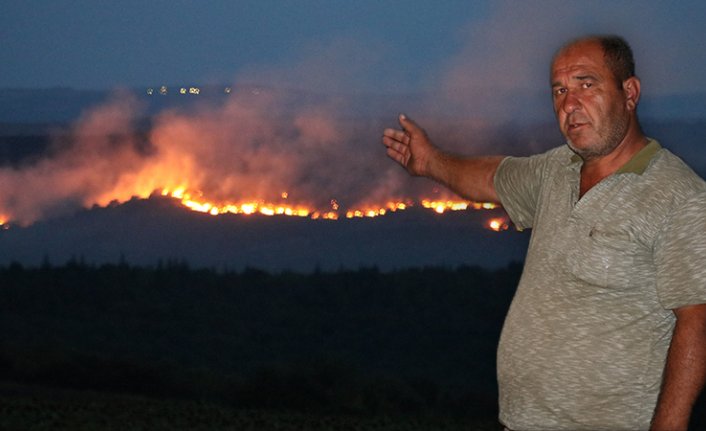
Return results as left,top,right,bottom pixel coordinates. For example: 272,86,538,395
647,145,706,191
631,143,706,216
537,144,574,159
507,144,575,166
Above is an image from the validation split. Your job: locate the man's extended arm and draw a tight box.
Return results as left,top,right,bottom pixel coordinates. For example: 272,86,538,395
382,114,504,204
651,303,706,431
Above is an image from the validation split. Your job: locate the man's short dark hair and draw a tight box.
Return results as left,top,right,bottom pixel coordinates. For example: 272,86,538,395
596,35,636,85
556,35,636,87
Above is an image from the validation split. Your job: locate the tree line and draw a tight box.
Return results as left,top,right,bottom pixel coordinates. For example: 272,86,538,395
0,259,522,419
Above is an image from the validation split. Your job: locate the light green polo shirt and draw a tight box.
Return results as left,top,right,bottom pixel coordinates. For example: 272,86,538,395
494,140,706,431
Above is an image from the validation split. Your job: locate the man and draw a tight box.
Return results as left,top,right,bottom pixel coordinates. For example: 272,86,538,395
382,35,706,430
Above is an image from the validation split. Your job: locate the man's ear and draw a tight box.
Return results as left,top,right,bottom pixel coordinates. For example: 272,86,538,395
623,76,641,111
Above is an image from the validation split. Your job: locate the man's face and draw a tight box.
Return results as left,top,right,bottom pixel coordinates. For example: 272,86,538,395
551,41,630,161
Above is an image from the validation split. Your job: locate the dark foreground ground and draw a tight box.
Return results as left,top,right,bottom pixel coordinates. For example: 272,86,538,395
1,263,516,430
0,383,502,431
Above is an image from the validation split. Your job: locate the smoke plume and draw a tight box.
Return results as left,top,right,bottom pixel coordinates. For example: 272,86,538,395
0,85,444,225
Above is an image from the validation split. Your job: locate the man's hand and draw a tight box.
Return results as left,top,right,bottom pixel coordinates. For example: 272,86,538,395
381,113,504,203
382,114,439,177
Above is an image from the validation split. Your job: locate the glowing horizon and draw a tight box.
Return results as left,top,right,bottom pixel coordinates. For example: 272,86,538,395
160,186,504,225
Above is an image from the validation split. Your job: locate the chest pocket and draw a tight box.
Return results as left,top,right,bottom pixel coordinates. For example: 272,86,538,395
566,225,647,290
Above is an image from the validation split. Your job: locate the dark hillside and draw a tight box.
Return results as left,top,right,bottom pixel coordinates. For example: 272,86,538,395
0,262,521,420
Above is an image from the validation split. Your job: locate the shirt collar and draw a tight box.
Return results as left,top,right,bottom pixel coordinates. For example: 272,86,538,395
568,139,662,175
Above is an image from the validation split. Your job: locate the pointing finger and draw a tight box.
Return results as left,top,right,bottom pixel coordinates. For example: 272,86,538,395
398,114,423,136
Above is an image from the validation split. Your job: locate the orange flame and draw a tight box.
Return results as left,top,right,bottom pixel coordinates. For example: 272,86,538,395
0,184,504,230
162,188,312,218
159,187,498,223
487,218,509,232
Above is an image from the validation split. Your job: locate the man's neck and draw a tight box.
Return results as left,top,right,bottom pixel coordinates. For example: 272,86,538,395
579,131,648,197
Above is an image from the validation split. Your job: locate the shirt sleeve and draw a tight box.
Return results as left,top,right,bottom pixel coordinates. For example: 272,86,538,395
654,191,706,309
493,152,550,231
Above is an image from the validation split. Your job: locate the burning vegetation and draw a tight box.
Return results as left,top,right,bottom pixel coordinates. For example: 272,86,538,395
0,88,511,231
160,185,501,222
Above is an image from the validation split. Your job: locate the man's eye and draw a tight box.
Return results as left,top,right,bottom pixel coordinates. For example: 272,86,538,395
554,88,567,96
581,82,593,89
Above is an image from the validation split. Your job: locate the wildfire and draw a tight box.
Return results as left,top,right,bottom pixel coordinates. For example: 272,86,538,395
0,87,519,234
159,187,499,223
487,218,510,232
421,199,497,214
161,188,312,218
0,186,508,231
345,201,408,219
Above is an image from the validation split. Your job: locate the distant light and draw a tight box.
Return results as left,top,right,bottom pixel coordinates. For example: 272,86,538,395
224,87,232,94
189,87,200,95
159,86,168,95
146,88,154,95
180,88,187,95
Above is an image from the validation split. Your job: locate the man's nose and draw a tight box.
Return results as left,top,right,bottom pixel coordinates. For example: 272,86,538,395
561,91,581,114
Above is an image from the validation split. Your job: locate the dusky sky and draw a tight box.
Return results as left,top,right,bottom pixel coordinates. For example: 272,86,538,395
2,0,706,98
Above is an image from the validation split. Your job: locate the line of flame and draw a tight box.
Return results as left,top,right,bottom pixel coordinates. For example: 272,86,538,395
0,191,507,231
161,188,498,221
421,199,497,214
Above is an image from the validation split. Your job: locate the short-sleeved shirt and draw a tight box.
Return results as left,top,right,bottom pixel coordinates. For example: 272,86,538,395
493,139,706,431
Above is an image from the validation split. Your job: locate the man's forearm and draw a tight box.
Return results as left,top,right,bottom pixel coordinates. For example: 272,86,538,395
651,303,706,431
429,153,504,204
